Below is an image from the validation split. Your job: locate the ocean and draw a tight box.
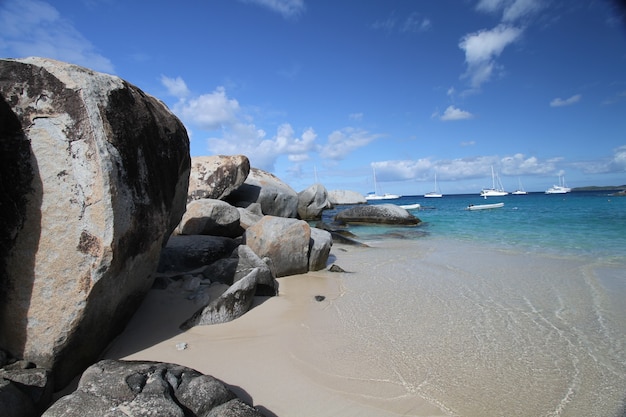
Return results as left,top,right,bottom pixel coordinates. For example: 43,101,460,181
306,191,626,416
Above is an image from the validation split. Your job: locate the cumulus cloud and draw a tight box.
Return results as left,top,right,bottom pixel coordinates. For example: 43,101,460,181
0,0,114,73
209,123,317,171
173,87,241,130
440,105,474,121
550,94,582,107
459,24,522,89
320,128,381,160
239,0,305,19
161,75,190,98
574,145,626,174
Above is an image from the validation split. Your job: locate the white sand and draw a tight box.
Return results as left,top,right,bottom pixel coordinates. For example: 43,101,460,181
102,244,446,417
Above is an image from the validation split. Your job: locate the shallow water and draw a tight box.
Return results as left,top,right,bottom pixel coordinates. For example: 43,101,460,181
303,194,626,416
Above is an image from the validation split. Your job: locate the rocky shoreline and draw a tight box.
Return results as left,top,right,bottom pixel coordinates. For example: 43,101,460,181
0,57,420,416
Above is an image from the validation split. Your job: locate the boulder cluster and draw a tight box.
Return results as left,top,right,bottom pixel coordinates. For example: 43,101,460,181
0,57,420,416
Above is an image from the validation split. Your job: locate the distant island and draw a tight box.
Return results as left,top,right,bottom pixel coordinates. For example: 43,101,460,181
572,185,626,196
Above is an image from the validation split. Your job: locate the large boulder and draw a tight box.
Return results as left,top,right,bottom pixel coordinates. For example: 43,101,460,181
226,168,299,218
176,199,244,238
334,204,421,225
0,58,190,387
188,155,250,202
42,360,263,417
297,183,333,220
309,228,332,271
328,190,367,205
243,216,311,277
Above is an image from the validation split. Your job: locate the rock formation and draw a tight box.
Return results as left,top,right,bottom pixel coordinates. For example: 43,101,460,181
327,189,367,205
0,57,190,388
42,360,263,417
226,168,299,218
188,155,250,202
297,183,333,220
334,203,421,225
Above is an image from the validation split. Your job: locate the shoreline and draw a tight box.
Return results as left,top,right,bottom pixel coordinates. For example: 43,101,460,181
103,237,626,416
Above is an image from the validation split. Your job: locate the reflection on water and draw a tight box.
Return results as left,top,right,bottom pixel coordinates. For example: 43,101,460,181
298,238,626,416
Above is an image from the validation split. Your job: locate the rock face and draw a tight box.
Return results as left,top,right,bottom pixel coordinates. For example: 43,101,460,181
188,155,250,202
297,183,333,220
226,168,299,218
0,57,190,387
42,360,264,417
328,190,367,205
176,199,244,238
334,204,421,225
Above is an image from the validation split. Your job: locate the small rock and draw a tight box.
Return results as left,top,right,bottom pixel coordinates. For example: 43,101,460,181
329,264,346,273
314,295,326,302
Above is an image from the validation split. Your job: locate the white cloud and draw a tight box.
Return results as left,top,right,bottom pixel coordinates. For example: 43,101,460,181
459,24,523,89
320,128,381,160
239,0,305,19
349,112,364,121
440,105,474,121
401,13,432,32
0,0,114,73
208,123,316,171
550,94,582,107
160,75,190,98
372,12,432,34
476,0,543,22
173,87,241,130
574,145,626,174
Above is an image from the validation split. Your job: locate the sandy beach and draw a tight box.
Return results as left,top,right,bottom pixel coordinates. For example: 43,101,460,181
103,237,626,417
103,242,445,416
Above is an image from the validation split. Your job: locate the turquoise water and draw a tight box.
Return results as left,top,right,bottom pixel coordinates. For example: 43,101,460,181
311,191,626,416
325,191,626,260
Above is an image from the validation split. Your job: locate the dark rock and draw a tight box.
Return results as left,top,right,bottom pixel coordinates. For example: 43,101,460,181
0,367,53,413
0,378,37,417
334,204,421,225
42,360,263,417
314,295,326,302
180,268,261,329
158,235,239,273
329,264,347,273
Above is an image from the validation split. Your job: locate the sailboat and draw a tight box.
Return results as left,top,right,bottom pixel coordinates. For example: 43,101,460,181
480,166,508,197
365,167,401,200
424,173,443,198
512,177,528,195
545,175,571,194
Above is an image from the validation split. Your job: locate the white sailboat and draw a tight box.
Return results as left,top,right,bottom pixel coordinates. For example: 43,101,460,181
480,166,508,197
424,173,443,198
365,167,401,200
545,175,571,194
512,177,528,195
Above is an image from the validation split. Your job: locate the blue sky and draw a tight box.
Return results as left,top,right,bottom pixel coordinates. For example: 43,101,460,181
2,0,626,195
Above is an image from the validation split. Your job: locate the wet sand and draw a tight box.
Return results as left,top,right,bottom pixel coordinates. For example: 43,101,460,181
103,238,626,416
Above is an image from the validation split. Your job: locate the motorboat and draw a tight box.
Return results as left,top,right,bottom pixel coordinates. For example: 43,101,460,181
466,202,504,211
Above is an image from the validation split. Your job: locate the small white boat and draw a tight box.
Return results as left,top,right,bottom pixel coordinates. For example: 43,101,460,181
480,166,508,197
466,202,504,211
424,173,443,198
400,203,421,210
365,192,401,200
